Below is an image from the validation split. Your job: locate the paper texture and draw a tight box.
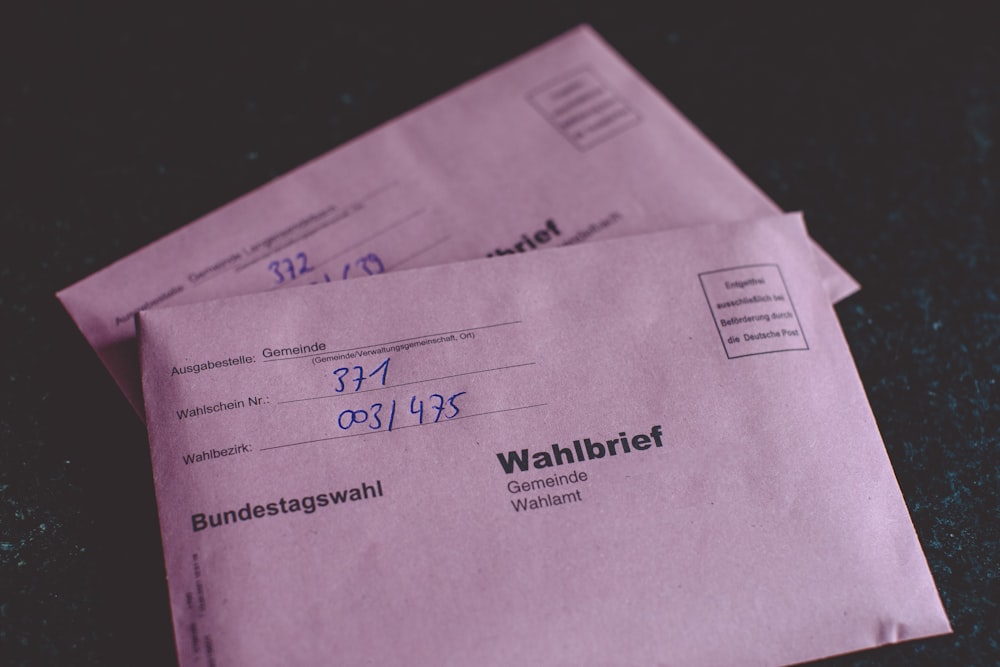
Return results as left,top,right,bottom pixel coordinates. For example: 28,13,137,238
137,213,946,667
58,25,858,417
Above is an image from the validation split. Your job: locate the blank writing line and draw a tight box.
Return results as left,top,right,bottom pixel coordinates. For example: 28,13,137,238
277,362,536,405
314,207,425,271
259,403,547,452
261,320,521,362
392,235,451,269
359,180,400,202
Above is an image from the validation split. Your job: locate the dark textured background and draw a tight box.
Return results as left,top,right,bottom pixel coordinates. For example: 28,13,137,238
2,3,997,665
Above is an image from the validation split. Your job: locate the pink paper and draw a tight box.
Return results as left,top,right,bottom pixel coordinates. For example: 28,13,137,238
137,213,946,667
58,25,858,417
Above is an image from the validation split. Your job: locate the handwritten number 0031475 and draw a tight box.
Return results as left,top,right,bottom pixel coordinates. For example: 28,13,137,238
337,392,467,433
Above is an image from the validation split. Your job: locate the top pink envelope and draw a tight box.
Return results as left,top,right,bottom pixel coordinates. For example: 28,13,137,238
58,25,858,417
136,214,942,666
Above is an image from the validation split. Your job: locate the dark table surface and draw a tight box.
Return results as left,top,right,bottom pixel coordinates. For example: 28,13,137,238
2,3,997,666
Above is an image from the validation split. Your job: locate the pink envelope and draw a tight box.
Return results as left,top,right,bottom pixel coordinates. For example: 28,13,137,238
137,213,946,666
58,25,857,418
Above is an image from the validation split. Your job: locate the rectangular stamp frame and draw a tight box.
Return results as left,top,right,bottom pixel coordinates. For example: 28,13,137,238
526,66,643,151
698,263,810,359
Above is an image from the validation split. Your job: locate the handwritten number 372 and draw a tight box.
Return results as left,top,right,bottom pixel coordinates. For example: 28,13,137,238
268,252,314,284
